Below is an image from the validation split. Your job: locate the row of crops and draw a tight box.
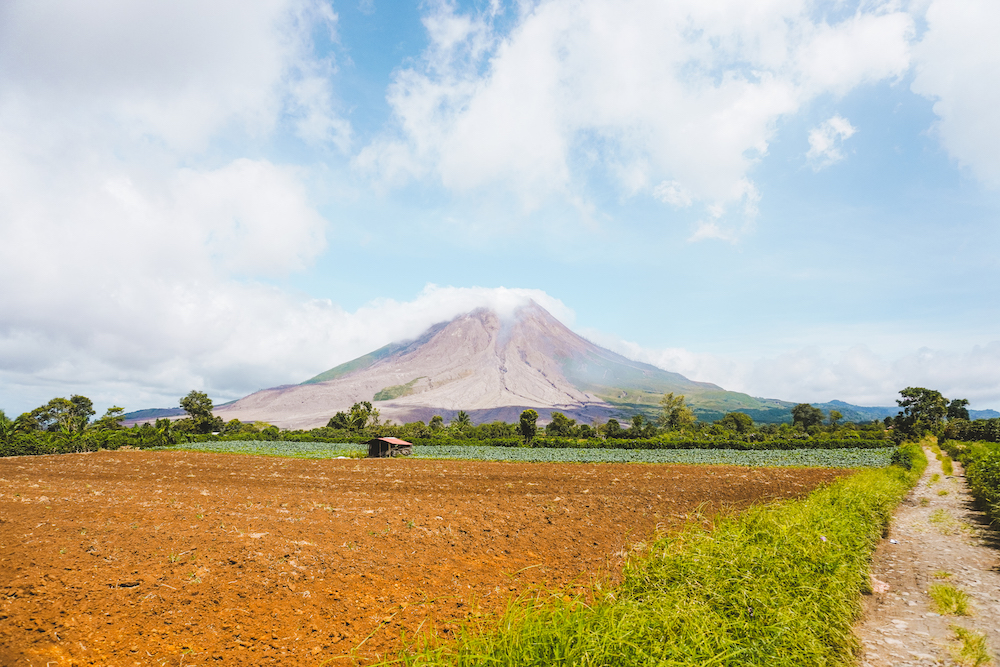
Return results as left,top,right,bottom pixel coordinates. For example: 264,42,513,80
168,440,896,468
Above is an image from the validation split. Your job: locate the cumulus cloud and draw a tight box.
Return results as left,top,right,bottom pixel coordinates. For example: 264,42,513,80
653,181,693,208
0,284,569,415
806,115,858,169
0,0,348,152
357,0,913,238
912,0,1000,187
0,1,354,414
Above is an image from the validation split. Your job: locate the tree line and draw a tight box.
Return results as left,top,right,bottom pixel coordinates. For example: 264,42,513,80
4,386,997,458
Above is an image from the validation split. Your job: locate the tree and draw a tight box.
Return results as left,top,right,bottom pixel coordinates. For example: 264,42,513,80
519,409,538,443
658,393,696,429
154,418,178,445
92,406,125,431
326,412,351,429
719,412,754,433
0,410,13,443
629,414,655,437
179,390,222,434
947,398,970,421
452,410,472,431
791,404,824,429
348,401,380,430
894,387,947,436
26,395,94,433
828,410,843,428
429,415,445,432
546,411,576,436
328,402,380,431
604,418,623,438
66,395,95,432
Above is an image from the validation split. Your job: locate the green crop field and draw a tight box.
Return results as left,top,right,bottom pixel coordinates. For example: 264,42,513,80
411,445,894,467
168,440,894,468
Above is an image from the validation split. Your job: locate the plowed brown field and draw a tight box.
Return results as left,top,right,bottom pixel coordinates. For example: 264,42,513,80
0,450,849,666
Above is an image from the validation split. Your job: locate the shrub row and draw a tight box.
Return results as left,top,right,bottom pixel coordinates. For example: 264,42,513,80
0,430,167,457
941,439,1000,525
947,418,1000,443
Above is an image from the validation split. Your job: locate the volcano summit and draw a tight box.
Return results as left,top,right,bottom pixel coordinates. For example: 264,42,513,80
216,301,791,429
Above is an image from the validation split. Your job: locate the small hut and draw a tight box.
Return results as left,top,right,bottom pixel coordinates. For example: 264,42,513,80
366,437,413,458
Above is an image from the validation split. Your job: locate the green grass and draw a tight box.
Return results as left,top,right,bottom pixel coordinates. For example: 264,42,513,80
951,625,992,667
374,377,424,401
942,456,954,475
382,444,926,667
929,584,972,616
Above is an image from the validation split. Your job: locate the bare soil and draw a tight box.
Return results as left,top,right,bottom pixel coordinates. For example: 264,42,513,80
856,448,1000,666
1,450,847,666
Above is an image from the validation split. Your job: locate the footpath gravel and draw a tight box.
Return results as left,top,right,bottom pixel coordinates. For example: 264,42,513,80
855,446,1000,666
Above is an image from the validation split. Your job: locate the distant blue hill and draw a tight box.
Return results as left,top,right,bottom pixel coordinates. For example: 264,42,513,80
812,400,998,423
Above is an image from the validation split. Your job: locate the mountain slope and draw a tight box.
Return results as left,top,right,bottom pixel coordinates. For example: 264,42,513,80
214,301,800,429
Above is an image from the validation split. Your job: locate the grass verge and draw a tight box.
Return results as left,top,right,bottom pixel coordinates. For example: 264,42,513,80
387,443,926,667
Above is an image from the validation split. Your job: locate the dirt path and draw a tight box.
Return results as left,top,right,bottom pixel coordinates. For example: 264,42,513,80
856,447,1000,666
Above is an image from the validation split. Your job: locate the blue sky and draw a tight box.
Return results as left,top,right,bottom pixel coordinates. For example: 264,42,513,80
1,0,999,416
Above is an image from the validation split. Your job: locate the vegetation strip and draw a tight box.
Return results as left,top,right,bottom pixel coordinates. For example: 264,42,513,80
162,440,895,468
387,444,926,667
941,439,1000,526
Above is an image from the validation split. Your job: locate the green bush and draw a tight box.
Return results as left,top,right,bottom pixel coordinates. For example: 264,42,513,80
965,449,1000,525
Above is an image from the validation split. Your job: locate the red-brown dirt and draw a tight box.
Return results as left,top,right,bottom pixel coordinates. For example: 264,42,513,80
0,450,849,666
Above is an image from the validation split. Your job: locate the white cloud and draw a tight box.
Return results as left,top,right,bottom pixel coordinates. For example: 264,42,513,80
806,114,858,169
0,1,355,414
591,335,1000,411
912,0,1000,187
358,0,913,238
653,181,693,208
0,0,347,153
0,285,570,415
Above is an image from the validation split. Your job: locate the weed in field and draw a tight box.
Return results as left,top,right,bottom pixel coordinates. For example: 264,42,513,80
951,625,992,666
929,583,971,616
942,457,954,475
934,570,952,579
930,473,941,484
189,572,202,584
929,509,968,535
938,489,949,496
920,497,930,506
168,553,179,563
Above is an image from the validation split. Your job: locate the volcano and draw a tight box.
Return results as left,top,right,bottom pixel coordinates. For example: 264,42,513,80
215,301,792,429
